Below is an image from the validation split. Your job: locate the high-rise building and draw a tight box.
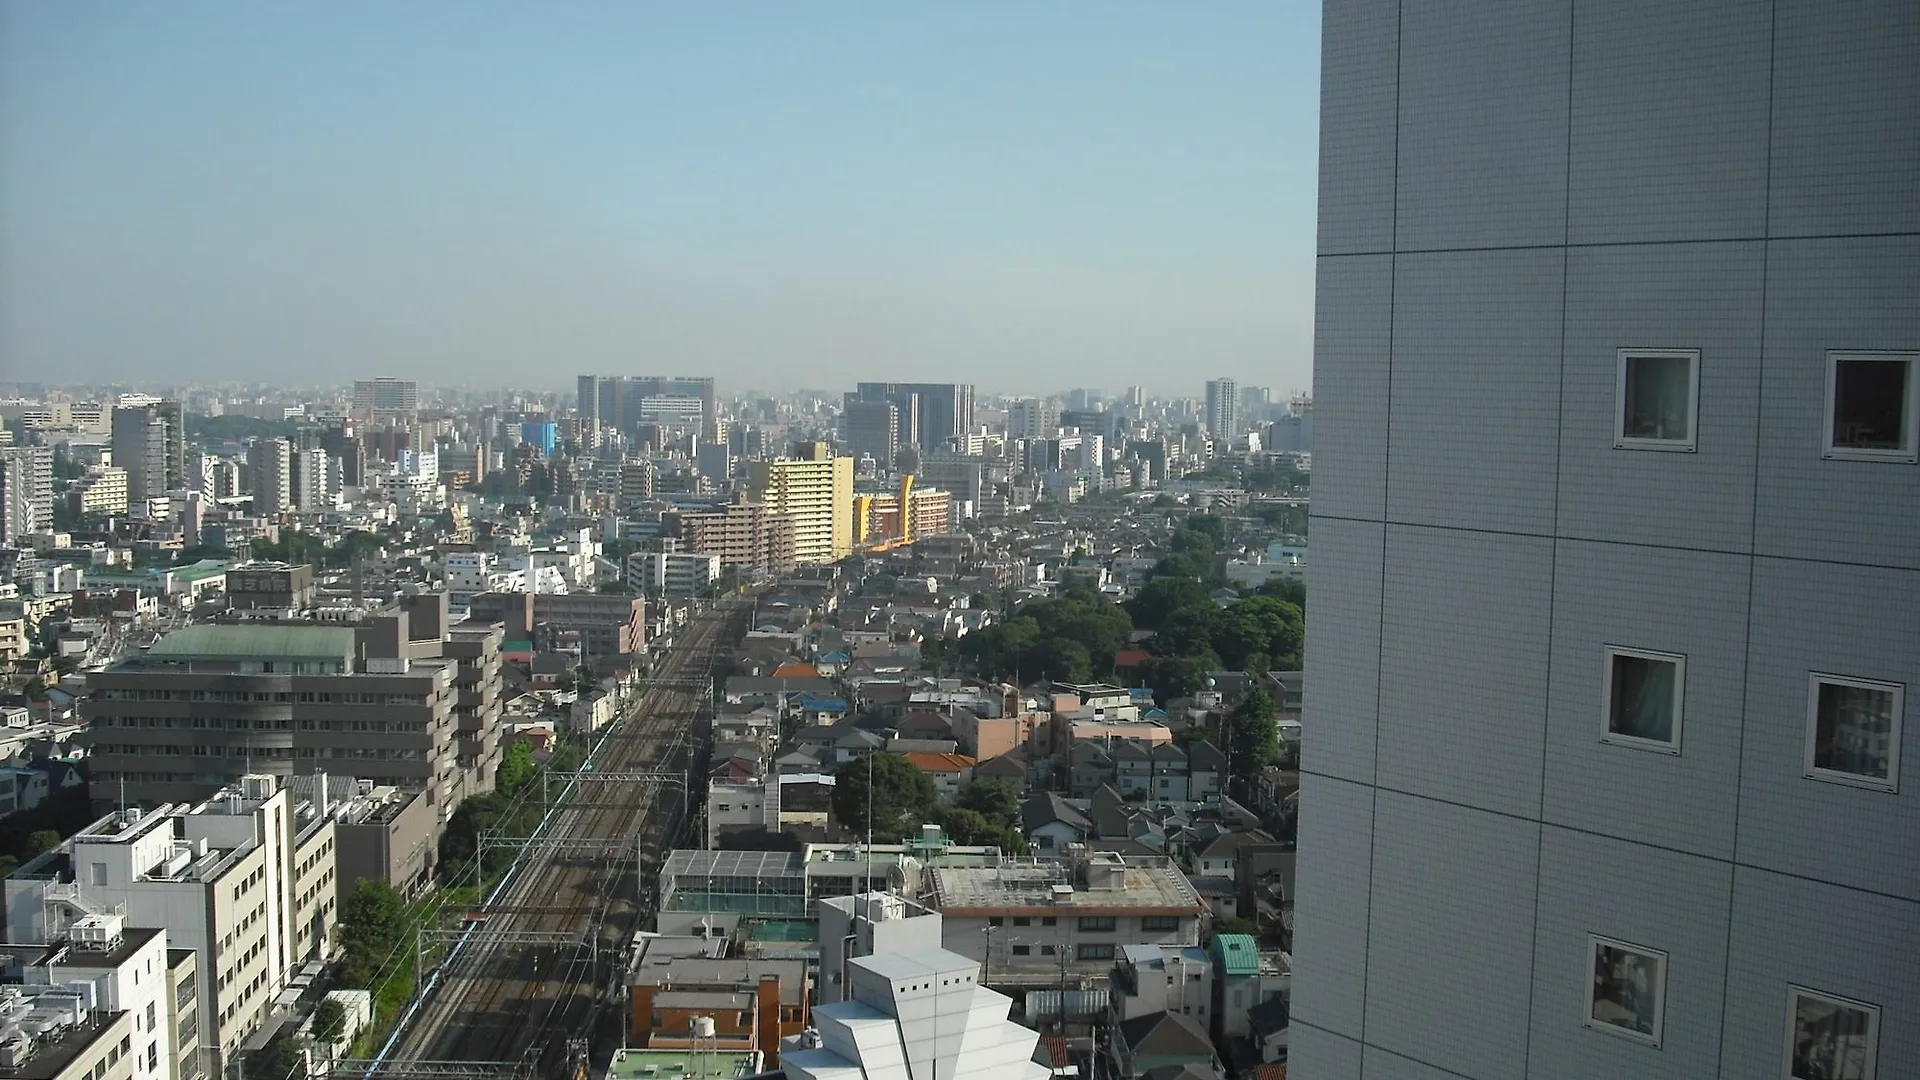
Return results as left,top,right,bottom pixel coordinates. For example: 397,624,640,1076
0,445,53,542
842,397,900,469
855,383,975,452
1202,378,1238,441
1006,398,1056,441
748,443,854,565
245,437,292,515
577,376,718,435
351,378,419,426
110,401,183,506
1290,5,1919,1079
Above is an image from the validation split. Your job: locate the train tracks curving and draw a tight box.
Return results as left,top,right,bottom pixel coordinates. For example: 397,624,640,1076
350,600,745,1080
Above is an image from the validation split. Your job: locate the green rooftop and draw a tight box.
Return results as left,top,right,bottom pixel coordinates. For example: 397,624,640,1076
605,1048,761,1080
148,624,355,662
1210,932,1260,977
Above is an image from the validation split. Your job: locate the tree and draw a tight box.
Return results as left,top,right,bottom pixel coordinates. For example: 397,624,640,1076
1139,653,1217,704
310,997,348,1051
1026,638,1091,684
495,739,536,800
1127,578,1214,631
1213,596,1304,671
244,1032,307,1080
1227,688,1282,785
337,879,408,987
954,780,1020,826
931,807,1000,846
25,830,60,857
833,752,937,842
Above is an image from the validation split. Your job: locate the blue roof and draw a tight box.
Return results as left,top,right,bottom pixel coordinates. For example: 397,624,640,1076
801,697,848,712
821,651,852,663
1143,707,1169,720
1128,687,1156,701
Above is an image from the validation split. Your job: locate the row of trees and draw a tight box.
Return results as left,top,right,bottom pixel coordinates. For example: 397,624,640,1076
831,753,1027,854
937,585,1132,684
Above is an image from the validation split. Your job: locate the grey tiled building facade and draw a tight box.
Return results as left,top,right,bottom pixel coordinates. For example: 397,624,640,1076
1291,3,1918,1078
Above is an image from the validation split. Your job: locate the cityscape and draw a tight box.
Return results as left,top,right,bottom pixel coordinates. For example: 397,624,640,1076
0,6,1914,1080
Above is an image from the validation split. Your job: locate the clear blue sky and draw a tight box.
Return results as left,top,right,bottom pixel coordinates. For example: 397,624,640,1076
0,3,1321,396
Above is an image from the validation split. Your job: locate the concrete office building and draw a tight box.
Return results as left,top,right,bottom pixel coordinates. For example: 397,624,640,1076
110,402,183,507
1203,379,1238,442
351,379,418,427
84,599,502,811
855,383,976,453
748,444,854,565
624,550,720,597
0,446,54,543
789,892,1050,1080
71,466,131,517
578,375,717,435
5,778,333,1080
842,398,900,469
1290,5,1920,1079
244,438,291,516
0,981,140,1080
3,923,194,1080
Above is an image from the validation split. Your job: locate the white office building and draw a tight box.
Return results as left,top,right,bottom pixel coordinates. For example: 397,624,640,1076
791,893,1049,1080
1290,4,1919,1079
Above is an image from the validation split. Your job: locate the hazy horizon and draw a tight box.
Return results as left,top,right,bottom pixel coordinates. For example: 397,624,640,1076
0,4,1320,397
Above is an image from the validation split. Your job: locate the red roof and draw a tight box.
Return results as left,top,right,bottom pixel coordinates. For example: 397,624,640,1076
901,752,977,774
1112,648,1152,669
771,662,820,678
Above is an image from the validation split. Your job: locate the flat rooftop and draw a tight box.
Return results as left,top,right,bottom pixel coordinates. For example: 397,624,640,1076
604,1048,761,1080
928,860,1204,915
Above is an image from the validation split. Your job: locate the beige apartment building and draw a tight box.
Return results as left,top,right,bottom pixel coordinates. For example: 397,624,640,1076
748,443,853,565
670,496,797,578
4,777,331,1080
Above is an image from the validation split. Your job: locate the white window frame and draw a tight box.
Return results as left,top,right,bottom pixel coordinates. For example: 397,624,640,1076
1822,350,1919,463
1615,348,1700,452
1803,673,1904,793
1774,983,1881,1076
1599,646,1686,754
1585,934,1667,1048
1783,985,1880,1080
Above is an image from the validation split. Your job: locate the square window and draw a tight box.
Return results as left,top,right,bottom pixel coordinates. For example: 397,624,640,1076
1824,351,1919,462
1784,985,1880,1080
1615,349,1699,451
1586,935,1666,1047
1805,674,1903,792
1600,647,1686,753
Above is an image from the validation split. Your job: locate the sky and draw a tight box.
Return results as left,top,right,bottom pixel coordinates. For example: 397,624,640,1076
0,3,1321,397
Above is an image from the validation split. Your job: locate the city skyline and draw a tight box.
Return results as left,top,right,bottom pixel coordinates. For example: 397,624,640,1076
0,3,1321,394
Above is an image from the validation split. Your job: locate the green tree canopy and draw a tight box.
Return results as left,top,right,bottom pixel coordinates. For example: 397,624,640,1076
833,752,937,842
244,1032,306,1080
310,997,348,1048
1127,578,1215,631
1213,596,1304,671
495,739,536,799
954,780,1020,826
1227,688,1281,784
25,830,60,857
337,879,408,987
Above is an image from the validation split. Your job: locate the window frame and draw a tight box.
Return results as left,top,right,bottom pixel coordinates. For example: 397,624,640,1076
1782,984,1880,1080
1823,350,1919,463
1803,672,1904,793
1599,645,1687,754
1584,934,1667,1048
1614,348,1701,453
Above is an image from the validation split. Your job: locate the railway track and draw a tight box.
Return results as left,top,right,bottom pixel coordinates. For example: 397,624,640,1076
353,600,745,1080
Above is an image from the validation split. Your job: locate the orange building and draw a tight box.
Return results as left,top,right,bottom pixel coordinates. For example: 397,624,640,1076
625,938,811,1068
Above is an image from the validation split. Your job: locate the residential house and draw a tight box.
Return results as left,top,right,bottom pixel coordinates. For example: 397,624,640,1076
1020,793,1092,856
1112,741,1152,798
1109,944,1214,1026
901,752,974,802
1107,1012,1223,1080
1149,742,1190,801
